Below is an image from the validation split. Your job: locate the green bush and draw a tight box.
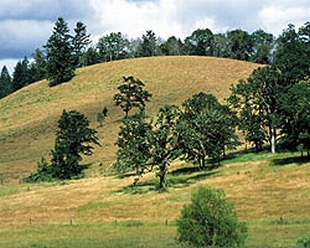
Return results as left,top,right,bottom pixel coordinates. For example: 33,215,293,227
296,236,310,248
176,186,247,248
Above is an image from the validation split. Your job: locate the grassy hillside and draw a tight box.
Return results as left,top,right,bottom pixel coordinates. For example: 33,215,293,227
0,56,259,184
1,56,309,248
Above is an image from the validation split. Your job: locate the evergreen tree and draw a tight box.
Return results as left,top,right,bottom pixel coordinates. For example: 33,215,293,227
72,21,91,67
250,29,274,64
12,57,32,91
45,17,75,87
138,30,158,57
30,48,47,82
227,29,254,61
50,110,100,180
0,66,12,98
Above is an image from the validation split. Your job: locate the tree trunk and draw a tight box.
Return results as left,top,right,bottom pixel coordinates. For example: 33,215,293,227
158,163,167,189
270,125,276,154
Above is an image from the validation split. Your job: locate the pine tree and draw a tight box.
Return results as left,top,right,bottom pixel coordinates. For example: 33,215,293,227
0,66,12,98
72,21,91,67
45,17,75,87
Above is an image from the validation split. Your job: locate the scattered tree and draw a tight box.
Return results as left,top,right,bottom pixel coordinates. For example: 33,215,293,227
114,109,152,175
25,110,100,182
113,76,152,118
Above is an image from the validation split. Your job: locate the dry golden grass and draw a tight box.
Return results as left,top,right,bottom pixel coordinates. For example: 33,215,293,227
0,56,259,184
2,56,310,247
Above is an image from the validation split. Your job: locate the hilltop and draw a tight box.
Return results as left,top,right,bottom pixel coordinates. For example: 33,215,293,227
0,56,259,184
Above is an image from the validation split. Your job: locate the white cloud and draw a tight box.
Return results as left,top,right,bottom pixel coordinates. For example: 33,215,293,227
259,5,310,36
89,0,184,39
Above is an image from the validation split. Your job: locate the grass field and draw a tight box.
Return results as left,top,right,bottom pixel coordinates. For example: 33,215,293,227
0,56,310,247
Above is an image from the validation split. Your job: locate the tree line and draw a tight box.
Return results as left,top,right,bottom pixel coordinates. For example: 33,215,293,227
1,17,308,98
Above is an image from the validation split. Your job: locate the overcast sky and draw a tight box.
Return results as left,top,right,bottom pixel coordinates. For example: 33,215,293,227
0,0,309,74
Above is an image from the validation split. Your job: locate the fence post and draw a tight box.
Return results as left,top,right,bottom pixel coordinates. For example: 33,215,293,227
29,218,32,225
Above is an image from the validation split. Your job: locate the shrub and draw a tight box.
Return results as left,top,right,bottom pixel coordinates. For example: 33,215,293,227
176,186,247,248
296,236,310,248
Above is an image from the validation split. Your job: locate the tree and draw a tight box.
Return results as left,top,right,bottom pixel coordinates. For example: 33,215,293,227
149,105,181,189
83,46,101,66
138,30,158,57
277,82,310,156
229,66,281,153
273,23,310,84
212,33,230,58
45,17,75,87
12,57,33,91
97,32,129,62
160,36,182,55
177,186,247,248
30,48,47,82
0,66,12,98
227,29,253,61
250,29,274,64
50,110,100,180
113,76,152,118
184,28,214,56
178,92,239,168
72,21,91,67
114,110,152,175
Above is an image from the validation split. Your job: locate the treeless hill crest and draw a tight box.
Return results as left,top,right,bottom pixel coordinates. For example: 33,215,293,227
0,56,260,184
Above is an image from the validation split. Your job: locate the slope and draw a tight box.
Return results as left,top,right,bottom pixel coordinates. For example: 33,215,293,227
0,56,259,184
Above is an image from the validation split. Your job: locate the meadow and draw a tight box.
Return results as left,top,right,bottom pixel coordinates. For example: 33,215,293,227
0,56,309,247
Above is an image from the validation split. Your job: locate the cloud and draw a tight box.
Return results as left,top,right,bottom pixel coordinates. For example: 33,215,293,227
259,4,310,35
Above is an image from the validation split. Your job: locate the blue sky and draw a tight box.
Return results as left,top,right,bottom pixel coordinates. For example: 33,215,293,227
0,0,309,74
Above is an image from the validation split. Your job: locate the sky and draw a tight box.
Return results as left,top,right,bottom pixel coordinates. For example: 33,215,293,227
0,0,309,74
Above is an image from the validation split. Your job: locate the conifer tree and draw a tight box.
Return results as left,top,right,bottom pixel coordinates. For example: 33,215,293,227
45,17,75,87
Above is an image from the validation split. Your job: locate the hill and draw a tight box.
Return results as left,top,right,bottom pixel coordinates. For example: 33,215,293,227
1,56,310,247
0,56,259,184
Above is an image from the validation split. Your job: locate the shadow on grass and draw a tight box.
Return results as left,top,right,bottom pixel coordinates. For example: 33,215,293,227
271,156,309,166
117,166,219,195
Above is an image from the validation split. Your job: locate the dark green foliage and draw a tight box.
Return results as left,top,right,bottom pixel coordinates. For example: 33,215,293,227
50,110,100,180
97,32,129,62
114,110,152,175
45,17,75,87
178,92,239,168
227,29,253,61
160,36,183,55
296,236,310,248
25,110,100,182
229,66,281,153
184,28,214,56
0,66,12,98
96,107,108,127
23,157,54,183
137,30,158,57
177,186,247,248
12,57,33,91
277,82,310,156
149,105,182,189
250,29,274,64
274,23,310,84
30,48,47,82
113,76,152,118
72,21,91,67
